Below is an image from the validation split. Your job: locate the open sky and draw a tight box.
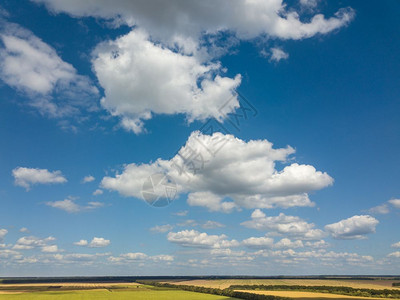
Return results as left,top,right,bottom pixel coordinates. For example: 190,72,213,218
0,0,399,276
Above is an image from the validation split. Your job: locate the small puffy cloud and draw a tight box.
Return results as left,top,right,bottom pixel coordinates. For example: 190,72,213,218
19,227,29,233
367,199,400,214
325,215,379,240
12,167,67,190
241,209,325,240
87,201,104,209
82,175,95,183
202,221,225,229
101,131,333,211
92,29,241,133
89,237,110,248
41,245,58,253
368,203,390,215
74,237,110,248
305,240,330,249
74,239,88,246
274,238,304,249
388,251,400,258
388,199,400,209
46,198,80,213
150,224,174,233
0,229,8,241
242,237,274,249
167,230,239,249
46,197,104,213
0,21,98,118
119,252,148,260
391,242,400,248
92,189,103,196
13,236,55,250
269,47,289,62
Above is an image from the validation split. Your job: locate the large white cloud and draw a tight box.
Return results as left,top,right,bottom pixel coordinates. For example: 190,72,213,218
32,0,354,132
167,230,239,249
324,215,379,240
32,0,354,43
241,209,325,240
12,167,67,190
101,131,333,211
0,21,98,118
92,29,241,133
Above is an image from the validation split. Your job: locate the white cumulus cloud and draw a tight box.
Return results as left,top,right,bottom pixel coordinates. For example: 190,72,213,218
46,197,104,213
325,215,379,240
82,175,95,183
269,47,289,62
167,230,239,249
32,0,354,43
391,241,400,248
89,237,110,248
92,29,241,133
12,167,67,190
241,209,325,240
388,199,400,209
32,0,354,132
101,131,333,211
0,21,98,118
74,237,110,248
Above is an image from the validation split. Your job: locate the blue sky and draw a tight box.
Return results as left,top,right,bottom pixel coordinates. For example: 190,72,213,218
0,0,399,276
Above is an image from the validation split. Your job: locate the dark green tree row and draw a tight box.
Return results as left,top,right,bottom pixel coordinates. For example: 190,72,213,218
137,281,289,300
229,284,400,298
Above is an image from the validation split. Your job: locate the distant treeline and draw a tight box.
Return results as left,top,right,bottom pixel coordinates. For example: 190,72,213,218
138,281,289,300
229,285,400,299
1,277,137,284
394,283,400,287
2,275,400,284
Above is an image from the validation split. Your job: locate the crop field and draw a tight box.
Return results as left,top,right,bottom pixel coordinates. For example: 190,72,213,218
165,279,400,290
234,290,387,300
0,283,236,299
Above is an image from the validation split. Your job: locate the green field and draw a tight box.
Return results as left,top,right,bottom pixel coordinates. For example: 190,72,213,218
0,285,236,300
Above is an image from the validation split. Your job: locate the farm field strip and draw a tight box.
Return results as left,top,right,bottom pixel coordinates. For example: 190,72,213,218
0,284,237,299
235,290,388,300
166,279,400,290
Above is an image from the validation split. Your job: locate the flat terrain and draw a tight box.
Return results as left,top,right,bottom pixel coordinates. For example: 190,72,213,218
0,283,236,299
235,290,387,300
165,279,400,290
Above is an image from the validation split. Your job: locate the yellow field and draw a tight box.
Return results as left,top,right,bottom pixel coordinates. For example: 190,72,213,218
235,290,388,300
165,279,400,290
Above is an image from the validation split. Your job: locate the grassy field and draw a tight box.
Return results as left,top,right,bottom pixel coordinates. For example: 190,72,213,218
164,279,400,290
0,283,237,299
